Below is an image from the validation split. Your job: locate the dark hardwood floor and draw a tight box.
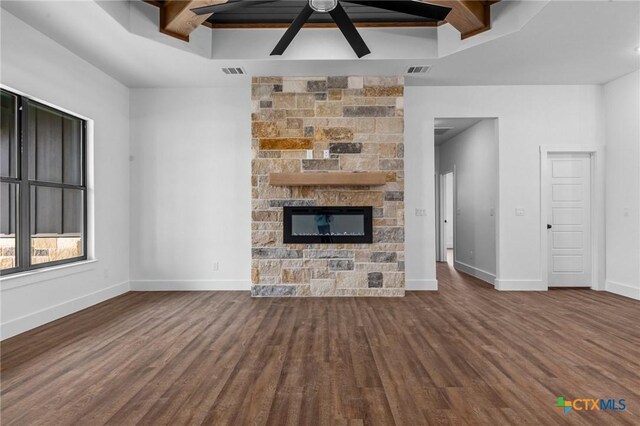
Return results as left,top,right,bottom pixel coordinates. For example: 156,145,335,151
2,261,639,425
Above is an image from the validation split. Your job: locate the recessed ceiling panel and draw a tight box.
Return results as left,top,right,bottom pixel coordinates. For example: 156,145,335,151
202,1,439,26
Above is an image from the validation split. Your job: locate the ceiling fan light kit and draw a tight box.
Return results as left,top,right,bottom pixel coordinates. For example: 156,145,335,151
191,0,452,58
309,0,338,13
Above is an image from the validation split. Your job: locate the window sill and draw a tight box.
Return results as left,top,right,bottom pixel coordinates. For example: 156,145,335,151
0,259,97,291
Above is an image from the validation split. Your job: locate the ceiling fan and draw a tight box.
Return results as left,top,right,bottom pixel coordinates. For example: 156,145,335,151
191,0,452,58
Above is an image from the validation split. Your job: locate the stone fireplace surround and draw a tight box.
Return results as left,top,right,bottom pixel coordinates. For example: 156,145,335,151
251,76,405,297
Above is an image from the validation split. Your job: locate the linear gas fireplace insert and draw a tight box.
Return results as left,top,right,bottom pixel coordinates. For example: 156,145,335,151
283,206,373,244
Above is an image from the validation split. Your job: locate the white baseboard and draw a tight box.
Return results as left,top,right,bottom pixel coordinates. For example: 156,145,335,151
495,279,547,291
130,280,251,291
1,281,130,340
454,261,496,285
605,280,640,300
405,279,438,291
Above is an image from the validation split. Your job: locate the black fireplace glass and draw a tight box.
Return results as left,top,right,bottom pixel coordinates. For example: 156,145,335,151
283,206,373,244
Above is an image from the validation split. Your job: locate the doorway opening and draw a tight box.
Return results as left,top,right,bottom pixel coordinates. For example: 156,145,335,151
434,118,498,287
442,171,454,265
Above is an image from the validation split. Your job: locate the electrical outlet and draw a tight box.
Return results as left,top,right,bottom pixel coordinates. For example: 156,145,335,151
212,262,219,271
456,208,461,216
415,208,427,217
323,150,330,159
490,208,495,217
306,150,313,159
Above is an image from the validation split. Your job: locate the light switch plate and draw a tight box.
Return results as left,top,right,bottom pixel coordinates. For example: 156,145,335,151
323,150,330,159
415,208,427,216
490,208,495,217
306,150,313,159
515,208,525,216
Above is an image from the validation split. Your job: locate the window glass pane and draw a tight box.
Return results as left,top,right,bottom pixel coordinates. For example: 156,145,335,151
63,117,82,185
1,182,18,270
1,90,18,178
27,102,83,185
31,186,84,265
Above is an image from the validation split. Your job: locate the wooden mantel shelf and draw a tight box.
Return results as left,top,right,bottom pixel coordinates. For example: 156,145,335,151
270,172,387,187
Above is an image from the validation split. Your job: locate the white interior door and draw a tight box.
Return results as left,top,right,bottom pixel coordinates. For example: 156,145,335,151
547,153,592,287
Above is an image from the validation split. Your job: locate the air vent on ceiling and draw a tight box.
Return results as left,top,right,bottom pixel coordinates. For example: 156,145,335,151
406,65,431,74
434,127,452,136
221,67,246,75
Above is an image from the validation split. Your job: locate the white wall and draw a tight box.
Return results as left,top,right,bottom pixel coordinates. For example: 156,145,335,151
129,88,251,290
439,119,497,283
0,11,130,338
604,70,640,300
405,85,605,291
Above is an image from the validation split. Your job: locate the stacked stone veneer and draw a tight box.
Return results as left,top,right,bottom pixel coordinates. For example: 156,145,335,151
251,76,405,297
0,236,81,269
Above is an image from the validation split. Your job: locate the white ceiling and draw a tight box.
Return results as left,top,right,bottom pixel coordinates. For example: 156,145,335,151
434,118,485,145
416,0,640,86
1,0,638,88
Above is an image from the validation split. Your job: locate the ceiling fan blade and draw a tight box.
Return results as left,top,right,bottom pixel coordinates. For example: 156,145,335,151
192,0,280,16
341,0,452,21
328,3,371,58
271,4,315,56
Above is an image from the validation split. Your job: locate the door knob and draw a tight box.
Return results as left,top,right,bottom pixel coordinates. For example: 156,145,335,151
547,224,552,229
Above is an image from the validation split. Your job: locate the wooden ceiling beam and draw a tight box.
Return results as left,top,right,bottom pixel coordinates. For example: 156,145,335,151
158,0,227,42
148,0,497,41
202,21,443,29
428,0,494,39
